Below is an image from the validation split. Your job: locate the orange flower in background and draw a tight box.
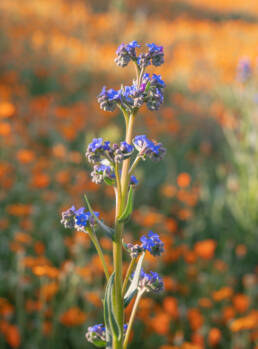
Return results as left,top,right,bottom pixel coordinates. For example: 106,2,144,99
181,343,203,349
34,241,45,255
0,300,14,317
85,292,102,308
0,102,15,118
163,297,179,319
191,332,204,347
194,239,216,260
177,173,191,188
208,328,221,347
14,232,32,245
212,286,233,302
150,312,171,335
198,298,213,309
230,311,258,332
59,307,86,327
16,149,35,164
43,321,52,336
5,324,20,348
41,282,59,301
223,306,235,322
161,184,177,198
0,122,11,136
233,294,250,313
188,309,204,331
6,204,32,216
31,173,50,189
235,244,247,257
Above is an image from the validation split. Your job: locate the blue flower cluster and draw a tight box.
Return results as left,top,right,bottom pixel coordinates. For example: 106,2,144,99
86,138,134,165
126,231,164,258
140,231,164,256
85,138,137,184
115,41,164,68
61,206,99,231
85,323,106,346
138,269,164,293
97,42,165,113
133,135,166,161
97,73,165,113
86,323,128,345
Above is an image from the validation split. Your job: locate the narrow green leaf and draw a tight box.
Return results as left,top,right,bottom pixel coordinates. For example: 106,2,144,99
118,186,134,222
124,252,145,307
104,275,112,335
84,194,115,240
104,273,122,340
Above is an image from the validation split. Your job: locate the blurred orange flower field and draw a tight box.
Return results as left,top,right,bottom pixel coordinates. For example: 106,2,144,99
0,0,257,348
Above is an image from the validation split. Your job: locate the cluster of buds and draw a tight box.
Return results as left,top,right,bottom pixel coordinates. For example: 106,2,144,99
85,324,128,346
86,138,134,165
115,41,164,68
61,206,99,232
138,270,164,293
97,41,165,113
85,324,106,346
85,138,135,184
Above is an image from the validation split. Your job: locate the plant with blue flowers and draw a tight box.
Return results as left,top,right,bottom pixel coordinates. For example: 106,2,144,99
61,41,166,349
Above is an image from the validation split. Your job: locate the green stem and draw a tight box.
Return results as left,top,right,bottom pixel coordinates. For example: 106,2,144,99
128,156,141,176
123,290,144,349
122,258,137,296
115,162,122,204
119,105,129,130
88,229,110,280
121,113,136,207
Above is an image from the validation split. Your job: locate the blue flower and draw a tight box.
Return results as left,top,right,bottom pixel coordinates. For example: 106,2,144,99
86,138,111,164
138,269,164,293
146,87,164,111
97,87,120,112
133,135,166,161
146,43,164,66
128,40,140,49
115,41,140,68
140,231,164,256
91,163,113,184
88,138,110,153
86,323,106,345
151,74,166,89
120,141,134,154
130,175,138,186
75,210,99,231
146,43,163,52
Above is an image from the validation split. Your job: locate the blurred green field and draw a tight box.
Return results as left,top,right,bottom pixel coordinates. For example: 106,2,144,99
0,1,257,348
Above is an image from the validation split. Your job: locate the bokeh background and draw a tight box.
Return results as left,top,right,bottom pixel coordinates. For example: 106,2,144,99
0,0,257,348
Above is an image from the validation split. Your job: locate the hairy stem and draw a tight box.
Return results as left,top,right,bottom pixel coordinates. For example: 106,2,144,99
121,113,136,208
128,156,141,176
122,258,137,296
123,290,144,349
